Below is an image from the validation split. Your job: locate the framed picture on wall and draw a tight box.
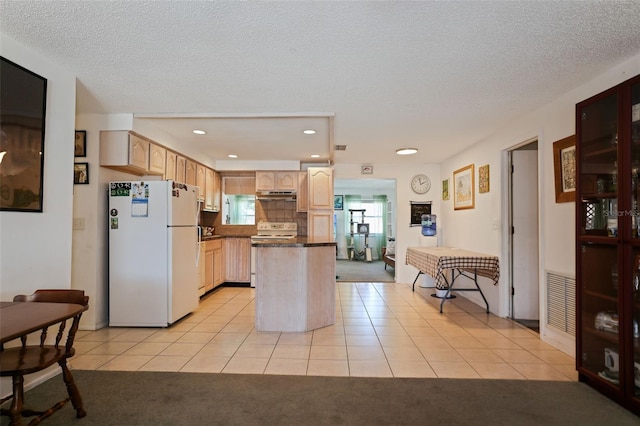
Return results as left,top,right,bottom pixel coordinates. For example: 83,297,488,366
334,195,344,210
74,162,89,185
453,164,474,210
442,179,449,200
552,135,576,203
74,130,87,157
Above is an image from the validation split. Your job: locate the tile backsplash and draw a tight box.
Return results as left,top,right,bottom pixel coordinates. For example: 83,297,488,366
257,200,307,236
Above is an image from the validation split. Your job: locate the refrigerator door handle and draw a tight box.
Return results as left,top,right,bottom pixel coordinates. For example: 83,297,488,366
196,227,202,267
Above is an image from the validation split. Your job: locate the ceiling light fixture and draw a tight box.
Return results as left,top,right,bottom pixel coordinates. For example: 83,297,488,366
303,129,316,135
192,129,206,135
228,154,238,158
396,148,418,155
310,154,320,158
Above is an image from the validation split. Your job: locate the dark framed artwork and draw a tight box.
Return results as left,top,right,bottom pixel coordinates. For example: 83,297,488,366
74,162,89,185
334,195,344,210
0,56,47,212
75,130,87,157
410,201,432,226
553,135,576,203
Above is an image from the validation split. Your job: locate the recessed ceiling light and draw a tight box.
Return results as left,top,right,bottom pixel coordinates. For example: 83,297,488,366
396,148,418,155
310,154,320,158
228,154,238,159
192,129,206,135
303,129,316,135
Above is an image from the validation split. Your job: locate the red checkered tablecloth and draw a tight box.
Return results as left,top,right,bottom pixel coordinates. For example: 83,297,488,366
406,247,500,289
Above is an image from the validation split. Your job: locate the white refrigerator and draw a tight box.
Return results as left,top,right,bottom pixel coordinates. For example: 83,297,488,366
108,180,200,327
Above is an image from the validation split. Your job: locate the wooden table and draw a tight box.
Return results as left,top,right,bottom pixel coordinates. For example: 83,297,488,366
1,301,84,344
405,247,500,313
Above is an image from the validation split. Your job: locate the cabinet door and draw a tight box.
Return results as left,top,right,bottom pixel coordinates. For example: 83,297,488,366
308,210,334,240
213,241,224,287
176,156,186,183
205,168,215,210
256,171,275,191
297,172,308,212
196,165,206,202
199,243,206,296
225,238,251,282
165,151,177,181
149,143,166,175
578,243,620,387
204,245,214,292
129,134,149,170
276,172,297,191
578,91,618,238
308,167,334,210
185,160,197,186
212,171,221,212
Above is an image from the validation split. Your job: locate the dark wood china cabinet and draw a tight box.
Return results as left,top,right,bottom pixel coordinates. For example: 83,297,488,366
576,73,640,415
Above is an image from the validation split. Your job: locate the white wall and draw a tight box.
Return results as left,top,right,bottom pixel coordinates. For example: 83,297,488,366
440,53,640,353
73,113,134,329
0,34,76,299
0,32,76,399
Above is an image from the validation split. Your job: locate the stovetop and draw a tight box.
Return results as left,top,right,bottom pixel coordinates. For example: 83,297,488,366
252,222,298,239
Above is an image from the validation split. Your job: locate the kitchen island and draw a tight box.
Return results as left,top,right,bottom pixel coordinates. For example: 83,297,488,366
253,238,337,332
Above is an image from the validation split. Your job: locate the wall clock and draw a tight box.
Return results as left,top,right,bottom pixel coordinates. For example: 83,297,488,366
411,174,431,194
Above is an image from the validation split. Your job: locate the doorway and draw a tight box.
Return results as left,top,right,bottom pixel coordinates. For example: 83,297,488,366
509,140,540,332
334,178,396,282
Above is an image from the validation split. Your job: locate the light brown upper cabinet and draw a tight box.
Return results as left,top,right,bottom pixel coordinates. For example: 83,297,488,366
148,143,166,176
255,171,297,192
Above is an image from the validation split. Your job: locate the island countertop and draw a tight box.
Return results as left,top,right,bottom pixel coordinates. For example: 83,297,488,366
251,237,337,248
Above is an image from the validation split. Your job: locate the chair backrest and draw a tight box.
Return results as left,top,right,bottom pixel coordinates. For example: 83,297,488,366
13,289,88,309
11,289,89,353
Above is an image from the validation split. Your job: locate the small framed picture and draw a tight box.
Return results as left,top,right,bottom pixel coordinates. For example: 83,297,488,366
74,162,89,185
361,164,373,175
334,195,344,210
478,164,490,193
75,130,87,157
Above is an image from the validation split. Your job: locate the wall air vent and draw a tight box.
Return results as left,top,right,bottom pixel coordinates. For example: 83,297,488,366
335,145,347,151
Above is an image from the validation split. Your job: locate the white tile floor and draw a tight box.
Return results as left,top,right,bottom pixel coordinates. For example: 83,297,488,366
71,282,577,380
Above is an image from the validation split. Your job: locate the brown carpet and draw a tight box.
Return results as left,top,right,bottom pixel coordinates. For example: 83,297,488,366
2,371,638,425
336,259,394,282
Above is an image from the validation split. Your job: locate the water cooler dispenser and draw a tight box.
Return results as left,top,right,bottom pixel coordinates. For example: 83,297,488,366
418,214,438,288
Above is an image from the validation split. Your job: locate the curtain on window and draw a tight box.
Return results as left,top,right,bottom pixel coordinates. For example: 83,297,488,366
342,195,387,260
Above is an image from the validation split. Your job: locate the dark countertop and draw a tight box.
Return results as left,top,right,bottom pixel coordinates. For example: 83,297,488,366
251,237,337,248
201,235,250,241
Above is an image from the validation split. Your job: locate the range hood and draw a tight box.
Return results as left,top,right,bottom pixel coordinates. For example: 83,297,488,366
256,190,297,201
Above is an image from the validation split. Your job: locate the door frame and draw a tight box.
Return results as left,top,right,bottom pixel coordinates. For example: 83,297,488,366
501,137,542,321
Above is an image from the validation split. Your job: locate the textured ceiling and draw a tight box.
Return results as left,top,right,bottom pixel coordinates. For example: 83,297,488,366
2,1,640,165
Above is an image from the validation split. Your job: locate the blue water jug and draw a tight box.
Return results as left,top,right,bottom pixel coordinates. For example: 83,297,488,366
421,214,436,236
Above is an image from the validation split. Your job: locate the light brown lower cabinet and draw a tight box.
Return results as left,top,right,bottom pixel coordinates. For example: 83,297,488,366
204,239,224,292
224,238,251,283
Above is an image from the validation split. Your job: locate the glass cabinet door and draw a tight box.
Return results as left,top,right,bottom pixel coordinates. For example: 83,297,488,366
579,243,620,387
632,82,640,240
631,249,640,398
579,93,618,237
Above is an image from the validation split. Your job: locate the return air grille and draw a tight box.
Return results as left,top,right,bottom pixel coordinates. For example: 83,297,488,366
335,145,347,151
546,271,576,336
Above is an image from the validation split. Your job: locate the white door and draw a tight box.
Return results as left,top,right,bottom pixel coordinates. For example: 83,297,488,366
168,181,198,226
511,147,539,320
168,226,199,323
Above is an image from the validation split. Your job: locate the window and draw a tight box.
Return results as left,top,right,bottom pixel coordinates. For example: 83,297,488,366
223,195,255,225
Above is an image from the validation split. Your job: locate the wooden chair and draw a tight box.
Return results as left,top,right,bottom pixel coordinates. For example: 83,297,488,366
0,289,89,425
